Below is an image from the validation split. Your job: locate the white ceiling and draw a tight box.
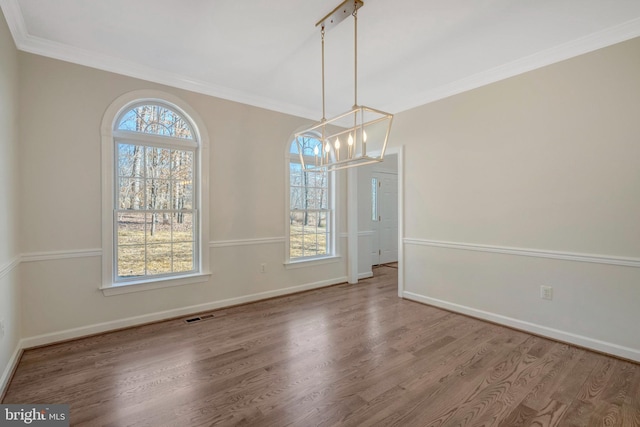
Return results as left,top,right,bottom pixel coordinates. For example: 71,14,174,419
2,0,640,119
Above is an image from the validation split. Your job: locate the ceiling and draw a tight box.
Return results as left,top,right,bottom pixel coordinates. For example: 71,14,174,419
2,0,640,119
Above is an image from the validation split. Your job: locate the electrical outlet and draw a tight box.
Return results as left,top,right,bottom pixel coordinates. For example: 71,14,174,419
540,285,553,300
260,263,267,273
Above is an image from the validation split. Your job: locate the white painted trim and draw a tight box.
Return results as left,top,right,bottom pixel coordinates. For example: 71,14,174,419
384,146,404,298
99,273,211,296
0,0,27,40
0,340,23,398
347,167,358,284
21,276,348,349
0,256,20,280
357,230,375,237
283,255,342,270
390,17,640,114
404,238,640,269
359,271,374,280
210,237,285,248
21,249,102,263
17,238,289,263
402,291,640,363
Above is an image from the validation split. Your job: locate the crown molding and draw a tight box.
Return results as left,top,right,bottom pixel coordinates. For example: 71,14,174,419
3,0,640,117
389,17,640,114
16,33,319,120
0,0,318,120
0,0,26,42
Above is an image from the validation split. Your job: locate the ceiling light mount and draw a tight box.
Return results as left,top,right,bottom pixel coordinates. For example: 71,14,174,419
315,0,363,30
296,0,393,172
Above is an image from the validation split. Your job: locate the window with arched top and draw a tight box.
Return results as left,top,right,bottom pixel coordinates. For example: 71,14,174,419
101,91,210,294
287,134,334,261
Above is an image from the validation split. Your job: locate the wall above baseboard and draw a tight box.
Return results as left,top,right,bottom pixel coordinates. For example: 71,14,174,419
403,291,640,363
404,238,640,269
20,275,348,349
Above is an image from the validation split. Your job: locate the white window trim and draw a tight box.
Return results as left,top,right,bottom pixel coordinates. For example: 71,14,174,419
284,135,336,264
101,90,210,295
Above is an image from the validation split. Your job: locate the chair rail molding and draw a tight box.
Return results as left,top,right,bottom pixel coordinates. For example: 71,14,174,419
404,238,640,268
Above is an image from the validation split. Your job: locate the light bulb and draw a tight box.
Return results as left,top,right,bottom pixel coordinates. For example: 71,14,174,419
325,142,331,153
363,130,368,142
348,134,354,146
335,137,341,150
314,146,319,155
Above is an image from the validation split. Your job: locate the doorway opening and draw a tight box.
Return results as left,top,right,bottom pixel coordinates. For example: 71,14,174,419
371,171,398,267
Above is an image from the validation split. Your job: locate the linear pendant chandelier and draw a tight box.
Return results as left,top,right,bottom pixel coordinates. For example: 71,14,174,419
295,0,393,171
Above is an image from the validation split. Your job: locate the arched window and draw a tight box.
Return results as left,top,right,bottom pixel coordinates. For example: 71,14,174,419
287,135,334,261
101,91,209,294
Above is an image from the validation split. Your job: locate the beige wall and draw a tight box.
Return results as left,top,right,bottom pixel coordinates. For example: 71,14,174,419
0,7,21,392
17,53,349,340
392,37,640,360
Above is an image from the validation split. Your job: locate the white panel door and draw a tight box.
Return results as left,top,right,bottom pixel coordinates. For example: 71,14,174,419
372,172,398,265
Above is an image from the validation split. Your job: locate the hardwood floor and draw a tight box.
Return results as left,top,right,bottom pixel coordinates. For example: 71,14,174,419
3,265,640,426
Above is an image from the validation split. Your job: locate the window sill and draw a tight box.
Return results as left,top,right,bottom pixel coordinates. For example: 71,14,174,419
283,255,341,270
100,272,211,296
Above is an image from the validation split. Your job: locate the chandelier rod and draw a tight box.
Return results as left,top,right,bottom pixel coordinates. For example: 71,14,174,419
321,25,326,122
353,3,358,107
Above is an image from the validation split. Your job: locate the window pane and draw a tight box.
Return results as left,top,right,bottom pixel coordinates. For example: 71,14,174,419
117,104,194,140
117,212,145,246
172,150,193,178
147,213,172,243
288,135,331,261
147,244,172,275
173,242,194,273
145,179,170,209
146,147,171,179
290,163,302,186
290,187,302,210
318,211,329,230
118,144,144,178
293,136,323,157
173,212,194,242
118,245,145,278
174,181,193,209
372,178,378,221
118,178,144,210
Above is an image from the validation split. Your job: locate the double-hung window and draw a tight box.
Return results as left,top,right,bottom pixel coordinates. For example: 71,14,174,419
101,91,209,294
288,135,334,261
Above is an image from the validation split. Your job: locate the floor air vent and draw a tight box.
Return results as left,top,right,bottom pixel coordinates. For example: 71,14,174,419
184,313,215,323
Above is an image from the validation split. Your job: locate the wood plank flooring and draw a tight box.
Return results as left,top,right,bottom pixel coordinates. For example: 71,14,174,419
3,265,640,426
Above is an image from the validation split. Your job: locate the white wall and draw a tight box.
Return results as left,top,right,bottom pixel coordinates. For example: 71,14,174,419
392,37,640,361
0,7,21,394
17,53,349,343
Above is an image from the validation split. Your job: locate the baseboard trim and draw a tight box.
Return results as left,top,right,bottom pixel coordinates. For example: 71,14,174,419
404,238,640,268
359,271,374,280
402,291,640,363
0,342,23,401
21,276,348,349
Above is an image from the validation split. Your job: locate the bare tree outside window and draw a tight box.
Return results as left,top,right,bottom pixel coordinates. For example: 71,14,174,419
115,104,197,279
289,136,331,259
